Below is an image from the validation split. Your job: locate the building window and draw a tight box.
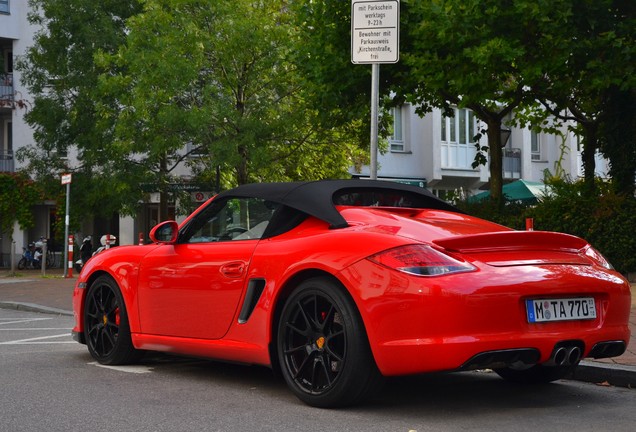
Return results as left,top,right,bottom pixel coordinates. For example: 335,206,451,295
389,106,404,152
531,131,541,161
0,1,9,14
441,108,476,169
441,108,474,144
5,120,11,153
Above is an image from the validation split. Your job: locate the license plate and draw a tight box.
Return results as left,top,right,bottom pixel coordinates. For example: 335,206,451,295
526,297,596,323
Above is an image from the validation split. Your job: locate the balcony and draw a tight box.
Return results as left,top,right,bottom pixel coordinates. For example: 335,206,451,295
0,150,13,172
503,148,521,179
0,73,13,108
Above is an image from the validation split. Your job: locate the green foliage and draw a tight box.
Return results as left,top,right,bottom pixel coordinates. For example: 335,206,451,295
513,1,636,193
459,178,636,274
395,0,579,201
17,0,144,222
0,172,44,239
289,0,392,147
99,0,364,192
527,179,636,274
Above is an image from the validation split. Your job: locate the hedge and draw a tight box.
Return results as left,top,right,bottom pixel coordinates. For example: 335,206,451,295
457,179,636,275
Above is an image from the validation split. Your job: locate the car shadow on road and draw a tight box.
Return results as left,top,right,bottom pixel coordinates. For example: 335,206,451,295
72,351,617,413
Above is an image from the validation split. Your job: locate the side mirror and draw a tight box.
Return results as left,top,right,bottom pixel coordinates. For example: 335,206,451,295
149,221,179,244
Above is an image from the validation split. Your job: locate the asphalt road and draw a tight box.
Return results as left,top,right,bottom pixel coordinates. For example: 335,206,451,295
1,308,635,432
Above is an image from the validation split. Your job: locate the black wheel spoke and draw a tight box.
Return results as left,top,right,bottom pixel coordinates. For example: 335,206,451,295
284,344,307,355
319,305,335,332
281,289,348,396
292,352,314,380
102,327,116,348
285,321,309,338
86,282,120,359
83,276,140,366
298,300,314,330
318,356,334,387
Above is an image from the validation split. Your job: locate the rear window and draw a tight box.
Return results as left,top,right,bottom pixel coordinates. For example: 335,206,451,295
333,188,431,208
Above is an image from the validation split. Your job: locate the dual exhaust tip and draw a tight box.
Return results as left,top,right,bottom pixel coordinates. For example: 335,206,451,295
547,345,582,367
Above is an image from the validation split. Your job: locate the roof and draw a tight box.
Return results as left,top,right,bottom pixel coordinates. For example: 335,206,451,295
215,179,460,228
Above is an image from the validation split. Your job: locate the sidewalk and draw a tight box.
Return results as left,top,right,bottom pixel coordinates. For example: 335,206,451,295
1,268,635,387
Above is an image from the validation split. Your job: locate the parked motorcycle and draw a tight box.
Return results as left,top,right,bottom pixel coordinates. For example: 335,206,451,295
17,243,40,270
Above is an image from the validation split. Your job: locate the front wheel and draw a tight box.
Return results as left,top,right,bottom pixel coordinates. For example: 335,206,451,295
84,275,141,365
17,258,26,270
277,277,382,407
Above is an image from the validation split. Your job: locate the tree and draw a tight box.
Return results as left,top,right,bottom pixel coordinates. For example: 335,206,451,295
16,0,144,225
0,172,43,242
394,0,591,202
294,1,636,199
524,1,636,195
96,0,364,222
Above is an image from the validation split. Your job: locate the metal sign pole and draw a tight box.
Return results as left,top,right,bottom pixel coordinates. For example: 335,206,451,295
64,182,70,277
370,63,380,180
351,0,399,181
61,173,72,277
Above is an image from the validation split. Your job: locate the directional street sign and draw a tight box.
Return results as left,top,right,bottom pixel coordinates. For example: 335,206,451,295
351,0,400,64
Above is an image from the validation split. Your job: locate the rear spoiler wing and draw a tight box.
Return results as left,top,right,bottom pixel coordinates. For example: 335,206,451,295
433,231,588,254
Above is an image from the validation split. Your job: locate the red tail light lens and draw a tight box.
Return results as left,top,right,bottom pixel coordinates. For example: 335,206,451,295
368,244,476,277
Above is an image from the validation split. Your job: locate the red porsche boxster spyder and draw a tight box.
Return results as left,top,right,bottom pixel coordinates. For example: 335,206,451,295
72,180,631,407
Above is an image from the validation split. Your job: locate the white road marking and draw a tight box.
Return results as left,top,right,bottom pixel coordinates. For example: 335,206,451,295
0,333,70,345
0,318,52,326
88,362,154,374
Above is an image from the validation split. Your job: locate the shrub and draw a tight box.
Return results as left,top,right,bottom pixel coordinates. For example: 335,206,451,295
457,179,636,275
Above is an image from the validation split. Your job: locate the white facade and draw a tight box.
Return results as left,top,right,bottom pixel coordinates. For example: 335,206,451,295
1,1,46,267
355,104,610,198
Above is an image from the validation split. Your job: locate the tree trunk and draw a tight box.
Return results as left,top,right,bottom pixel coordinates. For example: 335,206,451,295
158,156,169,222
581,123,597,195
487,119,504,204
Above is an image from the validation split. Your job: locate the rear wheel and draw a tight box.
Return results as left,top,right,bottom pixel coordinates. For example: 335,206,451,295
494,364,577,384
84,275,141,365
277,277,382,407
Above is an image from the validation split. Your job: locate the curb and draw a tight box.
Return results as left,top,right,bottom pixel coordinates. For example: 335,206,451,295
571,360,636,388
0,301,73,317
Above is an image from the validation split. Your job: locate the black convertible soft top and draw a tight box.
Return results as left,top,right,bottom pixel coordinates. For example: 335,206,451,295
215,179,460,229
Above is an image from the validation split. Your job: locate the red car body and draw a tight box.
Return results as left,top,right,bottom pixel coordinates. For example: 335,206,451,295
72,180,631,407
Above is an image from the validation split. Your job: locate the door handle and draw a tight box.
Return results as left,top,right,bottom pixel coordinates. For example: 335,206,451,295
220,262,245,278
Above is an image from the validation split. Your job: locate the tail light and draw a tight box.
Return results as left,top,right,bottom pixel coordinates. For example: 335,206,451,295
368,244,477,277
582,245,614,270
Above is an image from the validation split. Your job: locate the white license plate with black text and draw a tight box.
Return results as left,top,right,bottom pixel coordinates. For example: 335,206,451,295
526,297,596,323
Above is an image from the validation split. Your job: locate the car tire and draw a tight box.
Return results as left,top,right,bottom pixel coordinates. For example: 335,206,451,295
277,277,383,407
84,275,141,365
494,364,577,384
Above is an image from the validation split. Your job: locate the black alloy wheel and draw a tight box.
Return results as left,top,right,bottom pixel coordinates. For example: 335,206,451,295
277,277,382,407
84,275,140,365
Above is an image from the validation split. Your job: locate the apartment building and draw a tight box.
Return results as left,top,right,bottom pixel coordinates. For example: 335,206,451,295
354,104,609,199
0,1,59,266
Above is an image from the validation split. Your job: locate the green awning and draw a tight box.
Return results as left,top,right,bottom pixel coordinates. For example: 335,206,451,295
469,180,547,204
